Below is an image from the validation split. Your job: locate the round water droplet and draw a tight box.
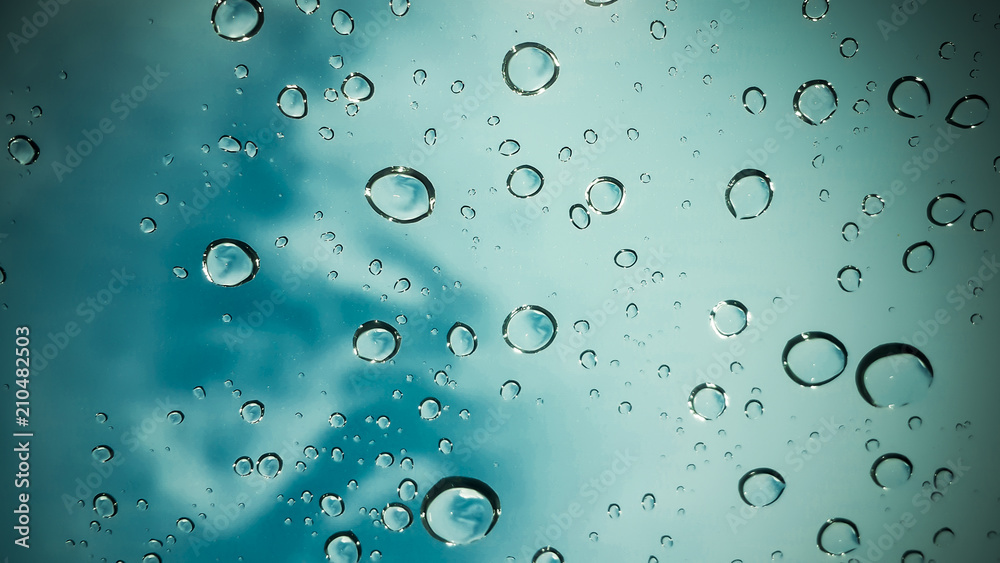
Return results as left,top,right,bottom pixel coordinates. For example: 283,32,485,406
218,135,241,153
861,194,886,216
933,527,955,547
295,0,318,15
7,135,39,165
240,400,264,423
320,493,344,516
745,399,764,419
398,480,417,501
586,176,625,214
390,0,410,16
324,531,361,563
710,300,748,337
324,88,339,102
368,259,381,275
256,453,282,478
382,503,412,531
742,86,766,114
93,493,117,518
689,383,727,420
502,42,559,96
176,517,195,533
420,477,501,545
902,241,934,273
532,547,564,563
502,305,557,353
330,9,354,35
507,165,544,198
365,166,435,223
887,76,930,119
802,0,829,20
353,320,400,363
614,249,637,268
419,398,441,420
839,37,859,58
233,456,254,476
579,350,597,369
277,85,307,118
447,322,477,357
945,94,989,129
927,193,966,226
871,453,912,488
569,204,591,229
211,0,264,42
202,239,260,287
91,446,114,463
725,169,773,219
342,72,374,102
782,332,848,386
793,80,838,125
837,266,862,292
817,518,860,555
498,139,521,156
842,222,860,241
155,192,169,205
971,209,994,231
853,99,870,114
167,410,184,424
939,41,956,59
739,468,785,506
856,343,933,407
139,217,157,234
501,380,521,400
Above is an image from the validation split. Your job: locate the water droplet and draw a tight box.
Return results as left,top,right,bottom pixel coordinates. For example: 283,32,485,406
507,165,544,198
382,503,413,531
460,205,476,219
394,278,411,292
211,0,264,42
176,517,195,533
447,322,477,357
837,266,862,292
398,479,418,501
569,204,591,229
725,169,773,219
853,98,870,114
155,192,169,205
324,531,361,563
842,222,859,241
7,135,39,165
689,383,727,420
586,176,625,214
927,193,966,226
244,141,258,157
839,37,858,58
413,69,427,85
502,305,557,353
420,477,501,545
650,20,667,40
277,85,308,118
419,398,441,420
501,380,521,400
233,456,253,476
817,518,860,555
365,166,435,223
502,42,559,96
376,452,395,467
93,493,117,518
802,0,829,20
782,332,848,386
871,453,912,488
710,300,748,337
856,343,933,407
139,217,157,234
614,249,638,268
218,135,241,152
240,400,264,423
368,259,382,275
294,0,319,14
862,194,885,216
353,320,400,363
792,80,838,125
342,72,374,102
945,94,989,128
423,128,437,146
390,0,410,17
903,241,934,273
580,350,597,369
450,80,465,94
202,239,259,287
532,547,565,563
167,410,184,424
745,399,763,419
887,76,930,118
742,86,766,114
330,9,354,35
499,139,521,156
317,493,344,517
318,126,334,140
91,446,114,463
971,209,994,231
739,468,785,506
257,453,283,478
933,527,955,546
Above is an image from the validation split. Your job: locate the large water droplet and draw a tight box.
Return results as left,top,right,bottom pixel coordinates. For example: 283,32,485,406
240,400,264,423
324,531,361,563
802,0,829,20
7,135,39,165
256,453,282,478
320,493,345,516
382,503,413,531
330,9,354,35
739,468,785,506
502,305,557,353
353,320,401,363
888,76,930,118
419,397,441,420
742,86,766,114
446,322,477,357
710,300,748,337
902,241,934,273
295,0,319,14
871,453,913,488
725,169,773,219
202,239,259,287
502,42,560,96
817,518,860,555
211,0,264,42
390,0,410,16
782,332,848,386
856,343,933,407
93,493,117,518
420,477,501,545
793,80,838,125
688,383,727,420
342,72,374,102
91,445,114,463
277,85,307,118
233,456,253,476
586,176,625,214
532,547,565,563
945,94,989,129
507,165,544,198
365,166,435,223
927,193,966,226
837,266,862,292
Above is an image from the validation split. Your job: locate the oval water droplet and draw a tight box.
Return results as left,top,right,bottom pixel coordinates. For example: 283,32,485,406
903,241,934,273
745,399,763,419
139,217,157,234
353,320,401,363
927,193,966,226
614,249,637,268
202,239,260,287
782,332,848,386
842,222,859,241
382,503,413,531
802,0,829,20
211,0,264,42
502,42,560,96
499,139,521,156
218,135,241,152
256,453,282,478
277,85,307,118
837,266,862,292
839,37,859,58
320,493,344,516
419,397,441,420
240,400,264,423
7,135,39,165
342,72,374,102
365,166,435,223
817,518,860,555
856,343,933,408
390,0,410,16
650,20,667,40
501,380,521,400
887,76,930,118
971,209,994,231
585,176,625,214
871,453,912,488
420,477,501,545
91,446,114,463
739,468,785,506
93,493,117,518
413,69,427,85
447,322,477,357
945,94,989,129
689,383,727,420
793,80,838,125
330,9,354,35
532,547,565,563
502,305,557,353
862,194,885,216
725,169,773,219
569,204,591,229
295,0,319,15
233,456,253,476
507,165,544,198
176,517,195,533
324,531,361,563
742,87,766,114
710,300,748,337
